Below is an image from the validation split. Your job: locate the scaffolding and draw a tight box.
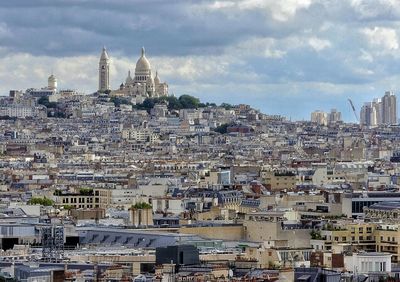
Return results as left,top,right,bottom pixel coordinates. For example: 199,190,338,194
41,225,64,262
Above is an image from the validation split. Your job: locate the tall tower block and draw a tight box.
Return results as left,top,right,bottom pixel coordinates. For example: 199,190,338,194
98,46,110,92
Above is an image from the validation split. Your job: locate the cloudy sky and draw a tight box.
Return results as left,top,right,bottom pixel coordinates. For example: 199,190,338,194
0,0,400,121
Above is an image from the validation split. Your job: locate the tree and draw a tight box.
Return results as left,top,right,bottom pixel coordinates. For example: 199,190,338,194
38,96,57,108
178,94,200,109
310,229,322,239
135,98,158,113
136,95,232,113
132,202,152,209
199,102,217,108
214,123,229,134
79,188,93,196
165,96,182,110
110,96,132,107
38,96,66,118
220,103,233,110
27,197,54,206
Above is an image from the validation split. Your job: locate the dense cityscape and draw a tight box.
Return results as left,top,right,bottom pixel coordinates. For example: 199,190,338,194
0,44,399,281
4,0,400,280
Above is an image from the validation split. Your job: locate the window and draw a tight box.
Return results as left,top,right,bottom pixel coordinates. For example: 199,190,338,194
280,252,289,261
359,227,363,233
342,237,346,242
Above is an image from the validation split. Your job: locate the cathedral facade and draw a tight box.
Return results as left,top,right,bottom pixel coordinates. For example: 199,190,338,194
98,47,168,99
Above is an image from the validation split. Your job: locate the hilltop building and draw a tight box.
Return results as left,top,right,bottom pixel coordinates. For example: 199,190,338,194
98,47,168,99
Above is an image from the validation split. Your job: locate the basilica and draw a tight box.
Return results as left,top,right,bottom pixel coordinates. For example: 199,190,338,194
98,47,168,100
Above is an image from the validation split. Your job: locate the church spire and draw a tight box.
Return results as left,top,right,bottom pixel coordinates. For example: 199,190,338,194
141,46,145,57
100,46,109,60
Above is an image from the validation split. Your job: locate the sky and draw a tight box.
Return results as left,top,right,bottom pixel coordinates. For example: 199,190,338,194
0,0,400,121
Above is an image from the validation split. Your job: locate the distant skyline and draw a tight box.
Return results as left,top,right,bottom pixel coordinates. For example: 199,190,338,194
1,0,400,121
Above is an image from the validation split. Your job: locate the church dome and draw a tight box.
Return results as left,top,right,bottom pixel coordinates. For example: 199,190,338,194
48,74,56,82
48,74,57,90
135,47,151,72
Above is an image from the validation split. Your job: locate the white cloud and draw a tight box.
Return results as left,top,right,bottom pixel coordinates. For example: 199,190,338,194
206,0,313,21
264,49,286,58
362,27,399,51
208,1,235,10
308,37,332,52
0,52,98,94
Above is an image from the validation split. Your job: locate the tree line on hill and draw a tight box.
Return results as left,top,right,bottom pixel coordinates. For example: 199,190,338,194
111,94,235,113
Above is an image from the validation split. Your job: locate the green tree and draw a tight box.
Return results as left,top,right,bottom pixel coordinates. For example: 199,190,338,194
165,96,182,110
132,202,152,209
79,188,93,195
110,97,132,107
220,103,233,110
38,96,57,108
214,123,229,134
178,94,200,109
27,197,54,206
310,229,322,239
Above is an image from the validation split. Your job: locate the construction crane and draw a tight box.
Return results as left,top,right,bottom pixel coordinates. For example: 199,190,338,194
348,98,359,122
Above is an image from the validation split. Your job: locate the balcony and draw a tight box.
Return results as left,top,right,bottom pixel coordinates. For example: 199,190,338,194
380,240,397,245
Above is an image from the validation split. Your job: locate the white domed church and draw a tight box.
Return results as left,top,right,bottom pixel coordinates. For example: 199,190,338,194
99,47,168,99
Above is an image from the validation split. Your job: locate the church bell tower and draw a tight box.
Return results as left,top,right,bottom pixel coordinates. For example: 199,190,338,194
98,46,110,92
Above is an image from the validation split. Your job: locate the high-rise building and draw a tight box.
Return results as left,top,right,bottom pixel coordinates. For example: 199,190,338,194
311,110,328,126
360,102,378,127
98,46,110,92
382,91,397,125
328,109,342,124
360,92,397,127
372,98,383,125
